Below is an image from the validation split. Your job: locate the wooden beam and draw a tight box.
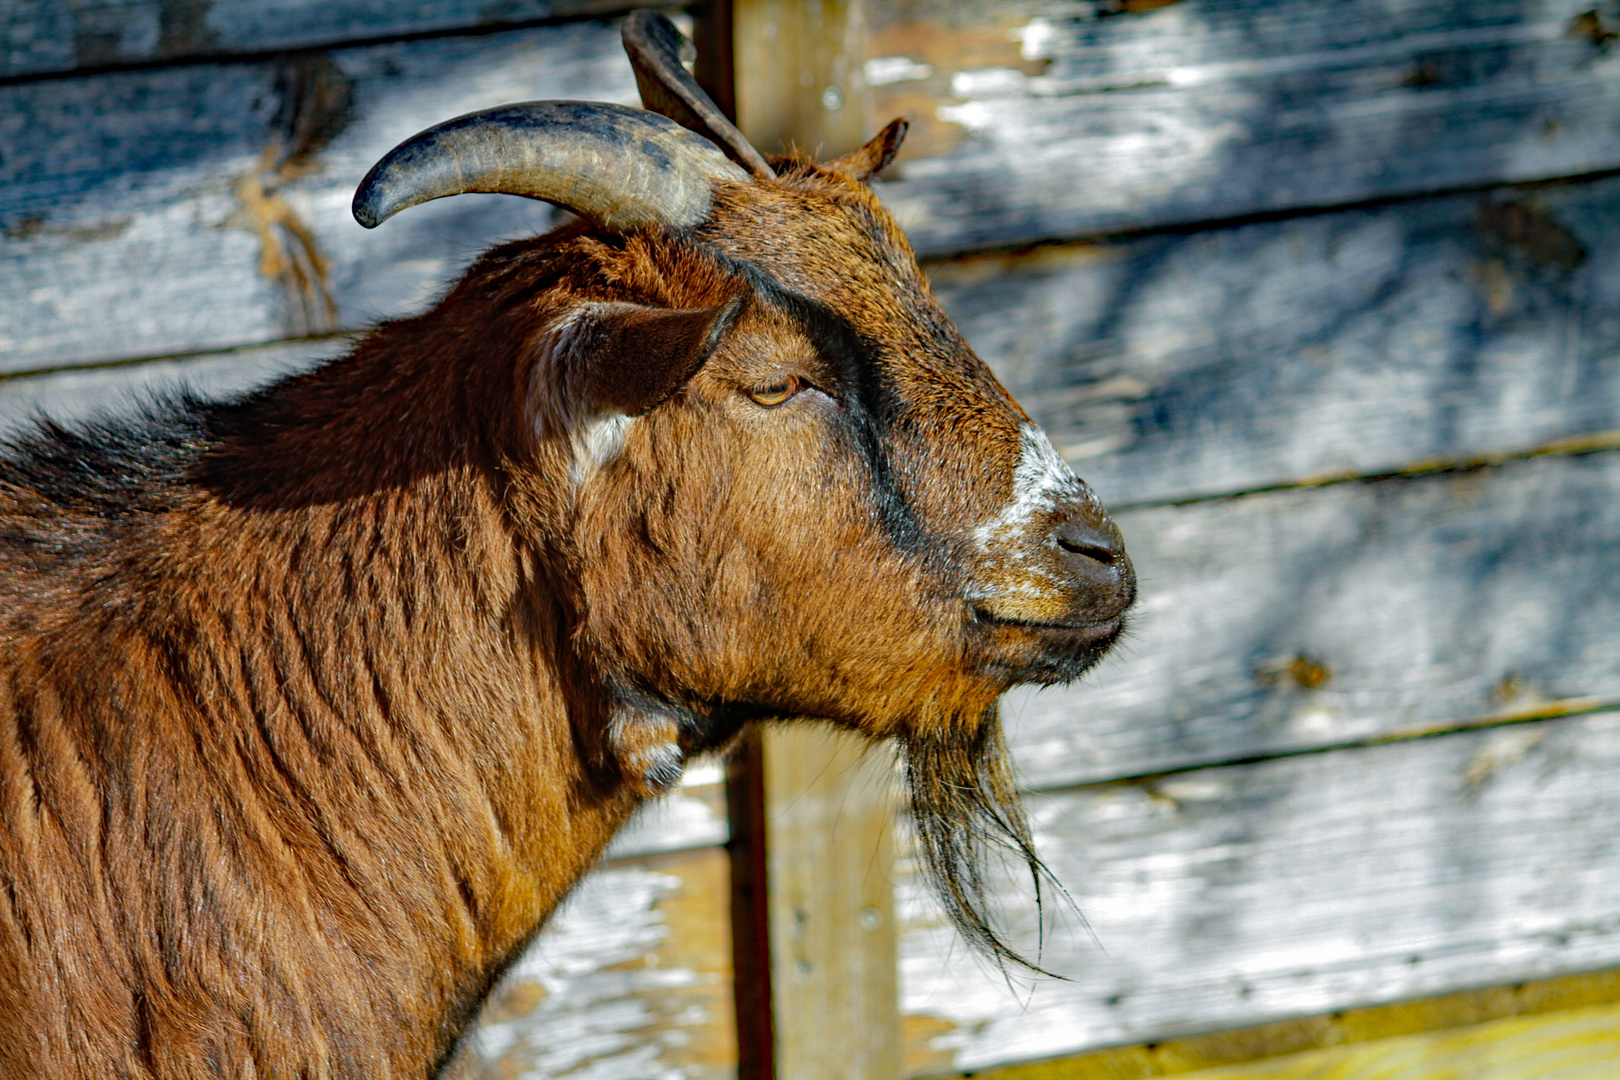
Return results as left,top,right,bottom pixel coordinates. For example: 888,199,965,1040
962,967,1620,1080
726,11,901,1078
733,0,870,161
726,1,900,1073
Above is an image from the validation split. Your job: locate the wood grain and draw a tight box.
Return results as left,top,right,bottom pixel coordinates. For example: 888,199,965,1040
0,0,646,78
0,18,635,371
931,173,1620,508
760,727,902,1080
867,0,1620,255
1169,1003,1620,1080
733,0,869,161
448,846,737,1080
960,968,1620,1078
999,445,1620,791
899,710,1620,1073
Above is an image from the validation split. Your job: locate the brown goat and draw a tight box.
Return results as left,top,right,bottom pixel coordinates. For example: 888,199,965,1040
0,13,1134,1078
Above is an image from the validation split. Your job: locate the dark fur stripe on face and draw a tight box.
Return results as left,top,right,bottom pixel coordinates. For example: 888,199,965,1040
903,709,1060,973
710,259,929,559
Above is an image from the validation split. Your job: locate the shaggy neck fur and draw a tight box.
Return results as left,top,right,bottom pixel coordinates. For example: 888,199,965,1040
0,257,649,1079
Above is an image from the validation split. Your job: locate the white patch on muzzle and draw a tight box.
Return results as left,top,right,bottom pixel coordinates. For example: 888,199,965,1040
968,424,1090,600
526,307,637,487
973,425,1085,550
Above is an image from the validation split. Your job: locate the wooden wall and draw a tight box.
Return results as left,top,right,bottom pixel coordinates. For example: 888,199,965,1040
9,0,1620,1077
868,0,1620,1074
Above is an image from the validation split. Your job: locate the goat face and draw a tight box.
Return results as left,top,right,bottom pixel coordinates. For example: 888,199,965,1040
549,177,1135,742
354,13,1134,966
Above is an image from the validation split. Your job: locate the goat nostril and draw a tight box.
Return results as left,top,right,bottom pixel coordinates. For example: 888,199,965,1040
1054,515,1124,567
1057,534,1118,565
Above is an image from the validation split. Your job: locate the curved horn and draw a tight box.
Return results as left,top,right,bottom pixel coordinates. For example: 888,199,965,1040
352,101,749,232
622,10,774,180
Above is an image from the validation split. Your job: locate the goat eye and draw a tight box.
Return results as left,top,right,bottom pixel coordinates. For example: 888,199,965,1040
746,376,800,408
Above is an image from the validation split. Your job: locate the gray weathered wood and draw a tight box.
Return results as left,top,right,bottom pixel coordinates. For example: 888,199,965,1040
452,848,737,1080
900,710,1620,1074
0,339,338,429
998,447,1620,792
760,728,901,1080
869,0,1620,255
0,18,634,371
938,173,1620,508
0,0,645,78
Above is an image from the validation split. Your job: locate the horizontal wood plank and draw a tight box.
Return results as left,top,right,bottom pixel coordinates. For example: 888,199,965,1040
1172,1003,1620,1080
870,0,1620,255
0,18,635,371
934,173,1620,508
1000,446,1620,791
900,711,1620,1073
976,999,1620,1080
0,0,645,79
0,339,338,428
963,968,1620,1078
449,845,736,1080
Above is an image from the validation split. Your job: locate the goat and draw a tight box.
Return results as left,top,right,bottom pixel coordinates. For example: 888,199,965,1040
0,12,1134,1078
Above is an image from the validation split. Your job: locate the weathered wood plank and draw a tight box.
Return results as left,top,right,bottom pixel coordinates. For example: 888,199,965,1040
0,0,647,79
961,967,1620,1078
760,728,901,1080
900,711,1620,1073
999,446,1620,791
0,18,635,371
733,0,869,161
449,845,736,1080
869,0,1620,255
1170,1004,1620,1080
974,999,1620,1080
935,174,1620,508
0,339,339,430
607,759,730,860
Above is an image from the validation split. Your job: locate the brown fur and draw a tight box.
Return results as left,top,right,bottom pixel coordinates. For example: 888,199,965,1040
0,154,1131,1077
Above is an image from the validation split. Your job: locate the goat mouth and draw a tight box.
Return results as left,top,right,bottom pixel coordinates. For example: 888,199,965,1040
971,610,1126,685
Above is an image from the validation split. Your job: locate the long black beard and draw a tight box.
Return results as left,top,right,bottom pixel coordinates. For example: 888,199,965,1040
903,706,1062,974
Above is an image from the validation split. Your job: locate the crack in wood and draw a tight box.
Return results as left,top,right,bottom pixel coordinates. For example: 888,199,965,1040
229,53,353,339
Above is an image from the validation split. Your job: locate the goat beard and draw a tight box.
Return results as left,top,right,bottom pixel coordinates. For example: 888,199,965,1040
902,705,1060,974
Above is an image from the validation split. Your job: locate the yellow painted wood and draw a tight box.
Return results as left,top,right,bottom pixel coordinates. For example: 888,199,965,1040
1173,1003,1620,1080
953,969,1620,1080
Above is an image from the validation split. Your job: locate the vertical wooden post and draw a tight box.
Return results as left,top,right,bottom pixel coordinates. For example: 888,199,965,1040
720,5,901,1077
732,0,869,160
761,728,901,1080
727,727,901,1080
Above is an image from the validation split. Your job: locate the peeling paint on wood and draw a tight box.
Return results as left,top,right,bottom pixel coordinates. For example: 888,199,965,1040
899,711,1620,1072
866,0,1620,255
0,0,648,79
448,847,736,1080
928,174,1620,508
0,18,635,371
997,446,1620,790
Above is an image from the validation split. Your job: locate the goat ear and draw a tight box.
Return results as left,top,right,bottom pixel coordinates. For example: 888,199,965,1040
827,118,909,182
577,295,746,416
